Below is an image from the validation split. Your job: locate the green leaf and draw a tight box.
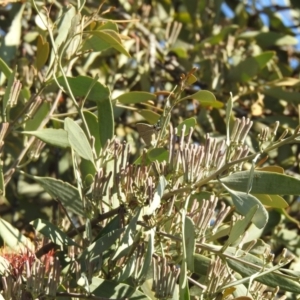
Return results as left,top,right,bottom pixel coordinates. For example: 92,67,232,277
195,247,300,294
88,277,150,300
183,90,223,108
117,251,137,282
0,217,34,252
177,117,197,136
222,205,258,250
0,160,4,196
22,128,70,148
24,102,51,131
199,25,238,46
79,227,125,272
179,210,190,300
144,176,167,216
253,194,288,208
138,109,160,124
0,256,10,275
221,182,268,229
96,97,114,148
64,118,95,164
93,215,122,241
239,31,298,48
137,228,154,283
256,32,298,48
115,91,156,104
225,247,300,293
32,175,84,216
97,21,119,32
147,148,169,162
83,111,101,154
263,87,300,104
30,218,78,247
92,30,130,57
0,57,12,79
183,0,199,20
35,35,49,70
56,76,110,102
82,22,119,52
184,216,195,272
226,94,234,146
188,90,216,104
221,170,300,195
228,51,275,83
2,69,17,119
111,208,141,261
46,5,76,77
193,253,211,276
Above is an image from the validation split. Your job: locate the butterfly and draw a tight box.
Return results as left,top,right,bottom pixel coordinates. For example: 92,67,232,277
136,123,160,146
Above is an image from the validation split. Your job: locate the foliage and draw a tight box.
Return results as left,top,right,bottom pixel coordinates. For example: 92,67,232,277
1,0,300,299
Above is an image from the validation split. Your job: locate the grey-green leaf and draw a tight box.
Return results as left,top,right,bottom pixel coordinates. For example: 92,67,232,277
137,228,154,283
32,175,84,216
144,176,167,216
222,205,258,250
221,182,268,229
184,216,195,272
79,227,124,272
0,217,34,252
222,170,300,195
111,208,141,261
64,117,95,164
89,277,150,300
22,128,70,148
225,247,300,293
30,218,79,247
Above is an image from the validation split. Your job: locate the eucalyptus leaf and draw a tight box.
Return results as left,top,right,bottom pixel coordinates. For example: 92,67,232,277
147,148,169,162
137,228,154,283
222,170,300,195
96,97,114,148
138,109,160,124
221,182,268,229
0,57,12,79
224,247,300,293
56,75,110,101
30,218,79,247
0,218,34,252
88,277,150,299
24,102,51,131
0,256,10,275
222,205,258,250
177,117,197,136
253,194,288,208
64,117,95,164
228,51,275,82
32,175,84,216
79,227,124,272
179,211,190,300
115,91,156,104
111,208,141,261
22,128,70,148
143,176,167,216
83,111,101,154
116,251,137,282
93,30,130,57
184,216,195,272
46,5,76,77
35,35,49,70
